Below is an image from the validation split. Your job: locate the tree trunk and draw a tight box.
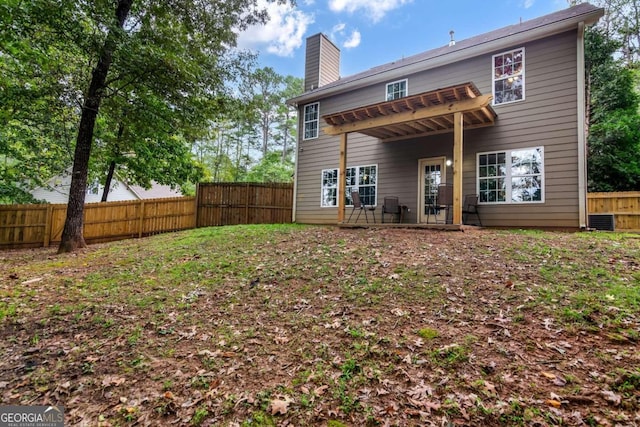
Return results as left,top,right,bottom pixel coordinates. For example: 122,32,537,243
281,110,290,163
101,121,125,202
58,0,133,253
101,160,117,202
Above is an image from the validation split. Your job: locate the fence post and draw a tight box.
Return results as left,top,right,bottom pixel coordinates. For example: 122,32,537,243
43,204,53,247
245,182,250,224
138,200,145,238
195,183,200,229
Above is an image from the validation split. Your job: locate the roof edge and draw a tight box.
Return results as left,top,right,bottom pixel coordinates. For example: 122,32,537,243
288,5,604,107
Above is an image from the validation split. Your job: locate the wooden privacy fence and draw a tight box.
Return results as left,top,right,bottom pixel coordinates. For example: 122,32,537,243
0,197,197,249
587,191,640,231
0,182,293,249
196,182,293,227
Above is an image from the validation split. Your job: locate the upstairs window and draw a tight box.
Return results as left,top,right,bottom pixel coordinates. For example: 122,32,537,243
386,79,407,101
303,102,319,140
492,48,524,105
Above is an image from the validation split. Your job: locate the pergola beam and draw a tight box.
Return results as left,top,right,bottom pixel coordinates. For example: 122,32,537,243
324,95,492,136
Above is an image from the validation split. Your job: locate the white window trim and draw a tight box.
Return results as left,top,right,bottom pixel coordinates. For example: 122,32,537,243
303,102,319,140
346,164,378,207
476,147,545,204
385,79,408,101
320,168,338,207
319,164,379,208
492,47,525,106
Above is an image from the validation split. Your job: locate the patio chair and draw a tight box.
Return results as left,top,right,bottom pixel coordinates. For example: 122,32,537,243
381,196,401,223
347,191,376,223
462,194,482,226
428,183,453,224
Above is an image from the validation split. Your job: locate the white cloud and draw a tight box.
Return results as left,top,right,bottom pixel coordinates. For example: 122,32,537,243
523,0,535,8
236,1,314,57
328,0,413,23
329,22,346,40
343,30,361,49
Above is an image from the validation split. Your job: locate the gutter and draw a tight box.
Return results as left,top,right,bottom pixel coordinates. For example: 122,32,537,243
576,21,588,229
288,8,603,107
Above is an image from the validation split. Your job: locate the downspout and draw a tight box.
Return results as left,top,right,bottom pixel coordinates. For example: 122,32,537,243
576,21,587,229
292,104,300,223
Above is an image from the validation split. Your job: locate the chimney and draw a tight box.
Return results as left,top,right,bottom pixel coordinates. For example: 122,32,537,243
449,30,455,47
304,33,340,92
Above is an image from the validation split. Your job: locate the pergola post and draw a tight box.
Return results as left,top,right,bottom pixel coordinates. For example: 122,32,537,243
452,112,463,225
337,133,347,223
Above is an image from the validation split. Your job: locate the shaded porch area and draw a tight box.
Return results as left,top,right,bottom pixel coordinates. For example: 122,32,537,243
322,82,497,226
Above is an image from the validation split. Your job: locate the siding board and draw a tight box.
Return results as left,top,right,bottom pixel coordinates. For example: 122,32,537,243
295,30,581,227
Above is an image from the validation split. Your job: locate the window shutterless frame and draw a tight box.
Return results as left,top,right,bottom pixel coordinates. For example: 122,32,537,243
385,79,408,101
320,165,378,207
476,147,544,204
303,102,319,140
492,47,525,105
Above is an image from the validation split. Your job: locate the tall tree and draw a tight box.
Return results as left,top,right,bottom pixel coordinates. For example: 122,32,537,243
241,67,284,157
275,75,303,162
585,28,640,191
59,0,134,252
3,0,292,251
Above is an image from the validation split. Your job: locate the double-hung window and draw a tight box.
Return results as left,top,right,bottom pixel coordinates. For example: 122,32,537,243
321,168,338,207
320,165,378,207
346,165,377,206
492,48,524,105
478,147,543,203
303,102,319,140
386,79,407,101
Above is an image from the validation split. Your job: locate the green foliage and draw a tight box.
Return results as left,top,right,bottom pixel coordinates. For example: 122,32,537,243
585,27,640,191
243,152,294,183
1,0,296,210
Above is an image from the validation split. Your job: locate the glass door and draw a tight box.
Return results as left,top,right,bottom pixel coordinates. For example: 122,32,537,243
418,157,446,223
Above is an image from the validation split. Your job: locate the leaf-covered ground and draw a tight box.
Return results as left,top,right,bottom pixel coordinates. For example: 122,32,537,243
1,224,639,426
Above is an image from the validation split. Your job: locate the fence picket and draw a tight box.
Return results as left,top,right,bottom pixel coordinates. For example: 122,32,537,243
0,182,293,249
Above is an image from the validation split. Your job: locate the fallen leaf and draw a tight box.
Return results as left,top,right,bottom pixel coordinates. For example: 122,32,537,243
553,376,567,387
601,390,621,406
102,376,126,387
541,371,557,380
269,397,292,415
484,381,496,394
313,385,328,396
274,336,290,344
546,399,562,408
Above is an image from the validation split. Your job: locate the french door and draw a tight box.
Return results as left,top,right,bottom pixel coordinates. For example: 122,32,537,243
418,157,446,223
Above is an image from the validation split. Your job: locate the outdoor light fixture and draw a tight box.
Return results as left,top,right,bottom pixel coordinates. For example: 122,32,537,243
446,159,452,167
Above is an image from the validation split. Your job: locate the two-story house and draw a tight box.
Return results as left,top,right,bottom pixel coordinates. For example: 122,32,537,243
288,3,603,229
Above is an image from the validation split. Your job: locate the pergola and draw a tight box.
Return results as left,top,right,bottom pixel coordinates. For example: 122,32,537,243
322,82,497,225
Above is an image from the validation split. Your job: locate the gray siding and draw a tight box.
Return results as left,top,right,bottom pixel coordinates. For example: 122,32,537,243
295,30,581,228
304,34,321,92
319,36,340,87
304,34,340,92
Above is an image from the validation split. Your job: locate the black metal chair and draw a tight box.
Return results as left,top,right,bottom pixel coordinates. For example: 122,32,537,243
348,191,376,223
462,194,482,226
381,196,401,223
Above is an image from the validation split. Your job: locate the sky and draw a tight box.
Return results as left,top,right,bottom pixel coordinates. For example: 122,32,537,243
236,0,570,80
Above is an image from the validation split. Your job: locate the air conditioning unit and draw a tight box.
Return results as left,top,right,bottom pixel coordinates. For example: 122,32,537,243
588,214,615,231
